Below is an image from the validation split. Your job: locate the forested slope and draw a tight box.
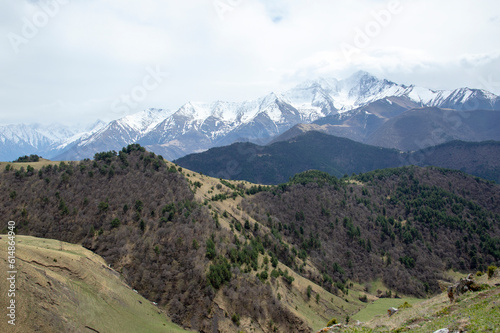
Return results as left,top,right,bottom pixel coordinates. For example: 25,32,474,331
0,145,306,332
2,145,499,332
241,168,500,297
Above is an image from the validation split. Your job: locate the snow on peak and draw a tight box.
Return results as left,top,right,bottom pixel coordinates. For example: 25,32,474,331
282,71,403,113
7,70,498,162
119,108,172,133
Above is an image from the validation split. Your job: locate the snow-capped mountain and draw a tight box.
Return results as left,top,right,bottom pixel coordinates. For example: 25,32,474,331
0,124,53,161
3,71,499,162
283,71,500,112
0,121,105,161
53,109,172,161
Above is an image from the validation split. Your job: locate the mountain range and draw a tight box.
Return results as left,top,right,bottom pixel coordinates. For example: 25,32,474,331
310,104,500,151
175,131,500,184
1,71,499,162
0,121,106,162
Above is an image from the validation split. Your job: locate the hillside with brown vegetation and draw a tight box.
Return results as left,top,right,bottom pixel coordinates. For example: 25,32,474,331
0,145,306,332
1,145,499,332
241,168,500,297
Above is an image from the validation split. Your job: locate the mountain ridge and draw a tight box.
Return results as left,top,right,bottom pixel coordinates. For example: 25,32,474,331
3,71,499,162
273,106,500,151
175,131,500,184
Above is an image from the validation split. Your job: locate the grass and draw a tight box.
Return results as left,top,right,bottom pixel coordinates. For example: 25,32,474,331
0,158,62,170
0,235,190,333
405,287,500,333
351,296,422,323
330,273,500,333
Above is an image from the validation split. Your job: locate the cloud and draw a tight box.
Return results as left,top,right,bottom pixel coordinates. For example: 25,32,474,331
0,0,499,125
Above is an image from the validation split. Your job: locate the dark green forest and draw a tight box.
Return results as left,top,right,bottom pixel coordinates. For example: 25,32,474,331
175,132,500,184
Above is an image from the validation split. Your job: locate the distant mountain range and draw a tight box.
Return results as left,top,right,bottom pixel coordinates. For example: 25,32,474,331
175,131,500,184
0,121,106,162
1,71,499,161
277,106,500,151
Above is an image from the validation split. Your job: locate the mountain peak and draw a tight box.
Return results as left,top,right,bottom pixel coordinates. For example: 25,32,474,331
119,108,172,133
346,70,375,80
4,72,499,162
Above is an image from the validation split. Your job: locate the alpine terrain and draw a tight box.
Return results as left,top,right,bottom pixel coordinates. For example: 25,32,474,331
2,71,499,162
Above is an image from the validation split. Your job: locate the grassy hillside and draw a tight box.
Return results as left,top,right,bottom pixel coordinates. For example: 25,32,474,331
326,271,500,332
0,235,189,333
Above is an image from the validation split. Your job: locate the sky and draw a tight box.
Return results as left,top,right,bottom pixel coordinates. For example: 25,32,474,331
1,0,499,126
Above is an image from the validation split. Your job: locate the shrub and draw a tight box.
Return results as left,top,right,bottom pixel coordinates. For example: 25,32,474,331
98,201,109,212
234,221,242,232
327,318,338,326
135,200,143,212
206,238,216,260
231,313,240,326
207,257,232,289
14,154,40,163
111,218,120,228
282,270,294,284
271,256,278,268
487,265,497,278
398,301,412,309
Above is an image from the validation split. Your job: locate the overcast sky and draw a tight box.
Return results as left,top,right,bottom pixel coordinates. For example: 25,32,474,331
1,0,499,126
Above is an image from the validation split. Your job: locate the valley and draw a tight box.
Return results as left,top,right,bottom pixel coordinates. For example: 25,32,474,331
1,145,499,332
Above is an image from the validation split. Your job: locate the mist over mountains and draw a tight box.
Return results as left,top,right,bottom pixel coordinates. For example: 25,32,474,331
1,71,499,162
